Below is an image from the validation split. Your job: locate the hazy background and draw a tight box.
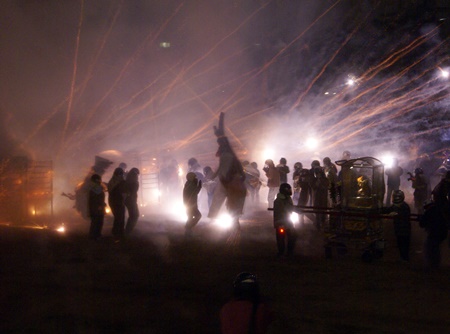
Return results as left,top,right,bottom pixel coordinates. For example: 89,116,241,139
1,0,449,206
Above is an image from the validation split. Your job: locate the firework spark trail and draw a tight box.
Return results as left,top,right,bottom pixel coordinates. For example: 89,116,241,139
361,26,440,82
317,27,440,123
323,88,450,151
58,0,85,157
215,0,343,118
70,2,185,142
326,78,443,141
287,6,372,114
318,38,447,137
72,0,124,103
25,1,124,147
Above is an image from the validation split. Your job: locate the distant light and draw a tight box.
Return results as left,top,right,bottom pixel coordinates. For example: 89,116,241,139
381,154,394,169
347,79,355,86
440,69,449,79
159,42,171,48
56,224,65,233
305,138,319,150
324,92,329,95
262,148,275,160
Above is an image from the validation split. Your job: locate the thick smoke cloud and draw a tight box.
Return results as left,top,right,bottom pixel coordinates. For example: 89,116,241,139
0,0,449,194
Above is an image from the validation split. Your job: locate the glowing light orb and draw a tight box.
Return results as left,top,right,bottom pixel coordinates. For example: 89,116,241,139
56,224,65,233
290,212,299,226
380,154,394,169
262,148,275,161
214,213,233,229
347,79,355,86
305,138,319,150
440,69,449,79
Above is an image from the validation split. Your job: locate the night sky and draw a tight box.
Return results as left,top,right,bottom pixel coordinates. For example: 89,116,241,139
1,0,449,175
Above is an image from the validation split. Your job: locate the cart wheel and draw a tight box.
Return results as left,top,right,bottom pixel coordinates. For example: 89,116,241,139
325,246,332,259
362,250,373,263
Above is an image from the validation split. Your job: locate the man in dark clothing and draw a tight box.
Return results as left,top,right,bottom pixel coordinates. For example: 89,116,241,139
385,158,403,206
88,174,107,240
276,158,290,184
108,167,127,240
183,172,202,237
273,183,301,257
383,190,411,262
419,201,448,270
124,168,140,236
431,170,450,228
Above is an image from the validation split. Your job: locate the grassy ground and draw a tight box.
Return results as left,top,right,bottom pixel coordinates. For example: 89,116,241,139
1,209,450,333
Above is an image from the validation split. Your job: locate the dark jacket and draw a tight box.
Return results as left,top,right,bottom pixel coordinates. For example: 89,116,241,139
384,202,411,236
273,192,295,229
183,179,202,208
419,202,448,241
88,182,106,217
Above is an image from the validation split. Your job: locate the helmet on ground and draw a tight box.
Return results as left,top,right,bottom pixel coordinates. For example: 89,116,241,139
233,272,259,300
279,183,292,196
392,190,405,204
414,167,424,175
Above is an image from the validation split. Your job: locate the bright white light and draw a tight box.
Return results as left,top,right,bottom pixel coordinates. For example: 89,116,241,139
347,79,355,86
290,212,299,226
262,148,275,160
440,69,449,79
305,138,319,150
172,201,187,223
214,213,233,229
56,224,65,233
178,166,184,176
380,154,394,169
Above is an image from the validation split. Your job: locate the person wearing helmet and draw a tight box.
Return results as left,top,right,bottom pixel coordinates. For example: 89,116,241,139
220,272,274,334
124,168,140,236
292,162,303,205
408,167,428,214
383,190,411,262
273,183,302,257
263,159,280,209
276,157,290,184
183,172,202,238
88,174,107,240
323,157,338,207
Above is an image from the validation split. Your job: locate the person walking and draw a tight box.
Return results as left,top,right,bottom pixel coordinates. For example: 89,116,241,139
263,159,280,209
88,174,107,240
276,158,290,184
383,190,411,262
183,172,202,238
107,167,127,241
124,167,140,236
